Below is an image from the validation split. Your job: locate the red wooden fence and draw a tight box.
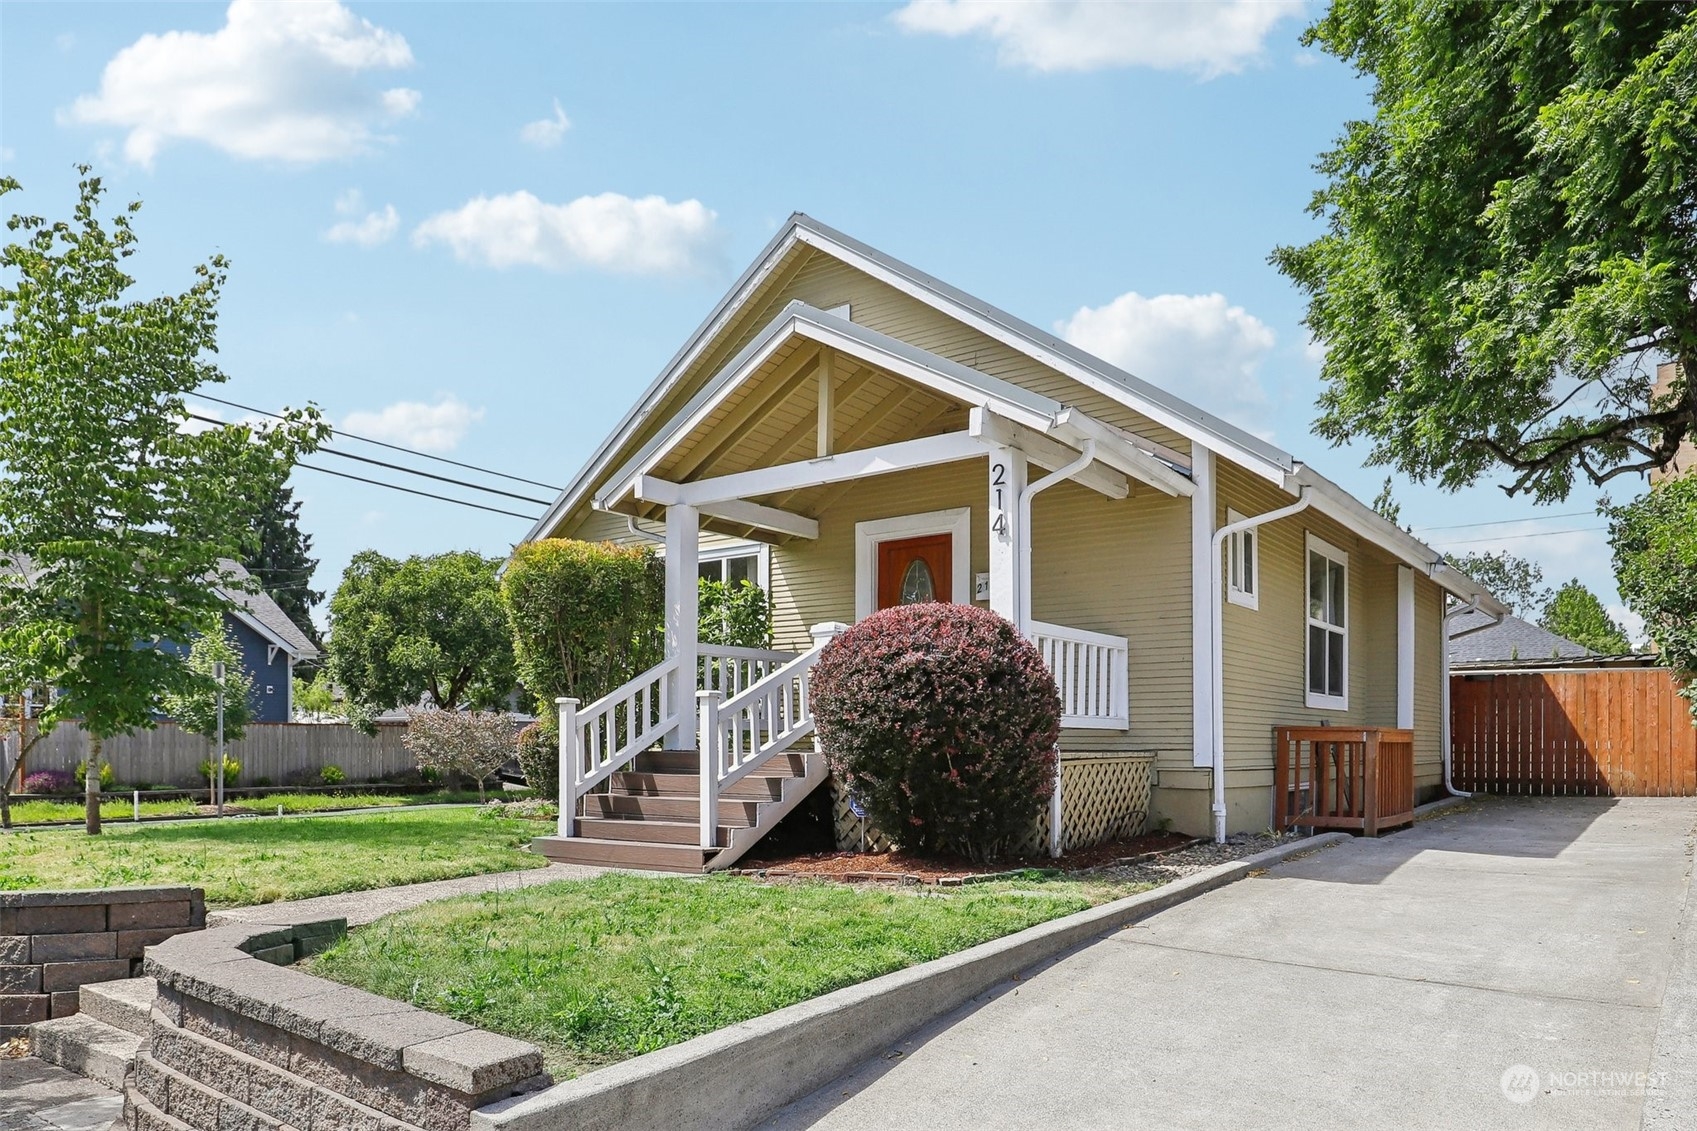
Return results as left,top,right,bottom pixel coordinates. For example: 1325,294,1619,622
1451,669,1697,797
1273,726,1415,836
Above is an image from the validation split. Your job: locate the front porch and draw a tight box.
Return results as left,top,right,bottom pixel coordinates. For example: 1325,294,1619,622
535,304,1195,871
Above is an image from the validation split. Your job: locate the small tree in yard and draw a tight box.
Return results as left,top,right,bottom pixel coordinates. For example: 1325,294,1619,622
0,171,325,834
810,604,1062,862
1609,475,1697,716
161,627,255,790
1540,580,1633,656
403,708,515,802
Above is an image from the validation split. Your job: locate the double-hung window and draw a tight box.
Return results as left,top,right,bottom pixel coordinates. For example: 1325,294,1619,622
1226,509,1258,609
697,549,763,590
1305,534,1348,709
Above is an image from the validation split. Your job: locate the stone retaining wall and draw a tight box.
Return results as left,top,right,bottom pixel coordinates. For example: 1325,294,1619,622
133,917,550,1130
1,886,204,1035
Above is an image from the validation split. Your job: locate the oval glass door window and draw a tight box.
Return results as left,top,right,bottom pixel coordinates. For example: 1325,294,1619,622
900,558,935,603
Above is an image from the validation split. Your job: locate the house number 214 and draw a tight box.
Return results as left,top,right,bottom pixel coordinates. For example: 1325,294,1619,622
990,461,1010,537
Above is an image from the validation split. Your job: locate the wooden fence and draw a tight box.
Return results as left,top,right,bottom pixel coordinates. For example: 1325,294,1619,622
14,721,414,788
1273,726,1415,836
1451,669,1697,796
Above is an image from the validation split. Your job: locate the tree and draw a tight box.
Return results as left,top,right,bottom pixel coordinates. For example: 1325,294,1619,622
1608,475,1697,712
1446,551,1553,618
1370,476,1402,525
1274,4,1697,502
292,674,336,721
1541,579,1633,654
161,627,256,746
0,171,324,834
699,578,771,649
328,550,514,721
246,484,323,654
402,707,515,802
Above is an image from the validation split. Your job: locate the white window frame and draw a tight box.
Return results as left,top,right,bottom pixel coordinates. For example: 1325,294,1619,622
696,543,770,591
854,508,971,621
1225,507,1258,610
1304,532,1349,711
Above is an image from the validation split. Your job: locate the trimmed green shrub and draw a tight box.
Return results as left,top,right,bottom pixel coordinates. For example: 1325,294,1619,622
699,579,771,649
515,722,558,800
501,539,665,730
319,764,346,786
197,755,240,787
74,760,115,792
811,604,1061,862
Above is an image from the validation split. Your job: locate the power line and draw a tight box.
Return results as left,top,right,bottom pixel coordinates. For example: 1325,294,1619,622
187,413,552,506
1411,510,1597,533
185,391,564,492
295,463,540,521
1433,525,1607,547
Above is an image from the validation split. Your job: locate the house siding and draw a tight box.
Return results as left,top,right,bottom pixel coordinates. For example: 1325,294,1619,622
228,616,293,723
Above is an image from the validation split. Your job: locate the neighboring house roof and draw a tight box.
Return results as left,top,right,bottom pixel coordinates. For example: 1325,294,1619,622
527,213,1509,617
1448,609,1592,665
214,560,320,662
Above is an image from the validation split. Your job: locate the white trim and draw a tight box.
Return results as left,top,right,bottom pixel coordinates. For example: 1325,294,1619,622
697,542,771,592
664,505,700,748
697,499,818,540
641,431,984,507
1225,507,1259,611
854,508,972,622
1191,449,1216,768
1304,532,1350,711
1397,566,1415,729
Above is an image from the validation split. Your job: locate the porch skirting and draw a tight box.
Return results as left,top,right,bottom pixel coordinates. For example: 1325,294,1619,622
828,752,1157,857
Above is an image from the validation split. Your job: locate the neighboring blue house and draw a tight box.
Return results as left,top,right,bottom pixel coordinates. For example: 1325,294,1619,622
213,561,320,722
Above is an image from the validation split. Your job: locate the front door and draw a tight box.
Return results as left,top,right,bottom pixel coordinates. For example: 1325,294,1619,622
876,534,952,611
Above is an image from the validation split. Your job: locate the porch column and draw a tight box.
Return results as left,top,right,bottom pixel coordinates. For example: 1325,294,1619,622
1397,566,1415,729
1191,448,1216,767
986,446,1026,627
665,503,699,749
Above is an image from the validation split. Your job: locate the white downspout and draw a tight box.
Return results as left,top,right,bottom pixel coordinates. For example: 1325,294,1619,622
1019,439,1097,858
1441,596,1503,797
1208,488,1313,844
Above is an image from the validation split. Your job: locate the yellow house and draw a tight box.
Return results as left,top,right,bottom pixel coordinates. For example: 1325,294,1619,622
521,215,1507,872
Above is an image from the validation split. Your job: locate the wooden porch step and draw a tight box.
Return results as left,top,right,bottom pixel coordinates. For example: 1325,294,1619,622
577,817,730,845
610,771,788,801
628,750,810,776
531,835,711,873
586,793,760,825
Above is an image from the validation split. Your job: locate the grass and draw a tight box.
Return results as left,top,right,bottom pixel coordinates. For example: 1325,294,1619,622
307,871,1151,1079
0,807,545,906
4,790,486,825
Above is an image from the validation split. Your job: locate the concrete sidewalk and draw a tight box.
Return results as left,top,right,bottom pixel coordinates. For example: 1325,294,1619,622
767,797,1697,1131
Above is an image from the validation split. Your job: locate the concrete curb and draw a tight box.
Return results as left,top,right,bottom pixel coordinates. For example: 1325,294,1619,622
471,831,1352,1131
1413,794,1475,821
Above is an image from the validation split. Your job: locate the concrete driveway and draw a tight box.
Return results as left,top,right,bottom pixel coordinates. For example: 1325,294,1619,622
767,797,1697,1131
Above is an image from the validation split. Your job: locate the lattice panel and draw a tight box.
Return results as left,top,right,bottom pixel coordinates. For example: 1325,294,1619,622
828,754,1155,857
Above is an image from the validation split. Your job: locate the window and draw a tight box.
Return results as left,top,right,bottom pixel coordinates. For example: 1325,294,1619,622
697,544,768,591
1305,533,1348,710
1226,508,1258,609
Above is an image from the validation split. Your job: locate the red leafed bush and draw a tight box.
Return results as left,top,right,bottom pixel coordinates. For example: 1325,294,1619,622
811,604,1061,861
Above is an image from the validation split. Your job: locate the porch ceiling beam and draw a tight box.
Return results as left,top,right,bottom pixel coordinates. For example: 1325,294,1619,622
638,429,985,508
790,396,959,517
970,408,1129,501
1049,408,1195,498
664,345,823,482
698,499,819,540
763,363,874,470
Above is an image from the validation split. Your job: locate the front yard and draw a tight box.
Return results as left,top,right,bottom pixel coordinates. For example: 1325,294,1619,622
306,870,1154,1079
4,790,489,826
0,807,544,905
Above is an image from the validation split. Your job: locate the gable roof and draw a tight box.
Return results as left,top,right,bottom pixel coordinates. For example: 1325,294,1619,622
214,560,319,662
1448,609,1591,665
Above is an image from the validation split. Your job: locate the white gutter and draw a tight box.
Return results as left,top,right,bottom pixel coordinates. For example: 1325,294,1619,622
1208,488,1314,844
1019,438,1097,858
1440,597,1504,797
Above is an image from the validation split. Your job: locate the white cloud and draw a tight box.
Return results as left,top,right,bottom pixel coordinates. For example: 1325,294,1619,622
412,191,721,276
892,0,1305,78
519,99,571,148
65,0,420,166
1057,291,1277,426
324,190,399,247
341,397,484,453
1303,332,1328,365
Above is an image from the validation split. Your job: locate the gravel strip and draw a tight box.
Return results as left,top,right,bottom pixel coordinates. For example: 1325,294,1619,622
1078,832,1311,884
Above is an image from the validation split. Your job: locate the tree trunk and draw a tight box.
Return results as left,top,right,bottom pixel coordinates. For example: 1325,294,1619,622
85,734,103,835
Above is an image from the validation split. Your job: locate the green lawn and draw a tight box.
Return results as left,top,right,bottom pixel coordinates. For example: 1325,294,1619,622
307,872,1148,1079
5,791,487,826
0,808,545,906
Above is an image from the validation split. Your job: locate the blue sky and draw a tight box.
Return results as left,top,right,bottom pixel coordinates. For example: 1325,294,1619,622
0,1,1638,636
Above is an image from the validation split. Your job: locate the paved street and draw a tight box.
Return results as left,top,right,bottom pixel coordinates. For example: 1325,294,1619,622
768,797,1697,1131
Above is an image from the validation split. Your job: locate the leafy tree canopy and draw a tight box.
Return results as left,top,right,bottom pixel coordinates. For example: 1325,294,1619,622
161,627,256,744
328,550,514,717
0,171,324,832
246,484,323,653
1446,550,1553,617
1276,2,1697,501
1540,578,1633,654
1609,475,1697,710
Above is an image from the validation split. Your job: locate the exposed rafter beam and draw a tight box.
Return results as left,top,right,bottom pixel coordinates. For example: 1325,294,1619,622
970,409,1128,500
698,499,819,539
665,345,822,482
817,349,834,458
1049,408,1194,497
795,398,960,516
762,363,874,471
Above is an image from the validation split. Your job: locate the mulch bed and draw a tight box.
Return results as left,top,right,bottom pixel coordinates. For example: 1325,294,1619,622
737,831,1199,885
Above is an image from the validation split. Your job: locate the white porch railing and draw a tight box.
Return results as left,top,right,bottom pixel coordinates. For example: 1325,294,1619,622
1028,619,1129,729
698,645,797,698
556,657,680,837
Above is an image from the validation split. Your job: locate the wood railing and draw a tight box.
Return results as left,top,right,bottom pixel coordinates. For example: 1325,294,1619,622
557,657,680,838
698,645,797,698
1028,620,1129,729
1272,726,1415,836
